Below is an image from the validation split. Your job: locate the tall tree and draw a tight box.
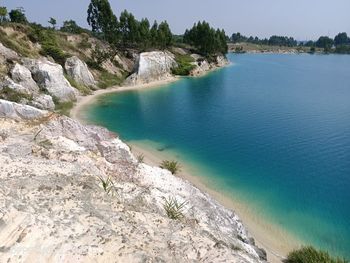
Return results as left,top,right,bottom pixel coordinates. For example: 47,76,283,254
334,32,349,46
316,36,334,50
87,0,118,43
0,6,7,23
157,21,172,49
9,8,27,24
61,20,84,34
48,17,57,29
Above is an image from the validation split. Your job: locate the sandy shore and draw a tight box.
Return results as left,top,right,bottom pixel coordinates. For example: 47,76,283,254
70,76,302,263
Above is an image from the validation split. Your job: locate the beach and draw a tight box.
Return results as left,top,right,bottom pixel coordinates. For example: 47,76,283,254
70,78,302,263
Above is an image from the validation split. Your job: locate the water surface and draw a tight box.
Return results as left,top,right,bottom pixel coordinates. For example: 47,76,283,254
86,54,350,258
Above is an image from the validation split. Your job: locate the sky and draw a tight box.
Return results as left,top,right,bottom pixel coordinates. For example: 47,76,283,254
2,0,350,41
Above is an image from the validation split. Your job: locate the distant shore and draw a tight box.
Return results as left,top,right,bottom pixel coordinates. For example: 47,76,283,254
71,72,302,263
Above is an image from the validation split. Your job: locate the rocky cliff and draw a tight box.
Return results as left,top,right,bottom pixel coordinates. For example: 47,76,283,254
0,100,266,263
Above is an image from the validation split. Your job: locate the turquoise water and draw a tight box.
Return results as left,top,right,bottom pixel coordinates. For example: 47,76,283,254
86,54,350,258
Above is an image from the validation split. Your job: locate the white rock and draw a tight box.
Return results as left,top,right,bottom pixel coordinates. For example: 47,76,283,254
0,43,19,60
0,76,31,95
126,51,177,85
22,58,78,102
0,99,48,120
65,56,96,87
31,94,55,111
11,63,40,94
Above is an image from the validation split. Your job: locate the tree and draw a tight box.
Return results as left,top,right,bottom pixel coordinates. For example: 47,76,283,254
87,0,118,43
9,8,28,24
334,32,349,46
184,21,228,56
316,36,334,50
0,6,8,23
48,17,57,29
157,21,172,49
61,20,84,34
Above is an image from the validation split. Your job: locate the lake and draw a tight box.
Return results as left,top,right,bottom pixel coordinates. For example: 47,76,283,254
85,53,350,258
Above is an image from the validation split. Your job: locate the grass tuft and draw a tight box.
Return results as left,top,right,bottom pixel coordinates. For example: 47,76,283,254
163,197,187,220
160,160,181,175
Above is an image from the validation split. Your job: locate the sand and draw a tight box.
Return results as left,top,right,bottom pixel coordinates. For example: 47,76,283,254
70,78,303,263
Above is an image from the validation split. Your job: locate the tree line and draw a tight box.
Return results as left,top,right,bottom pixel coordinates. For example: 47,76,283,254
183,21,228,56
0,1,229,57
230,32,350,53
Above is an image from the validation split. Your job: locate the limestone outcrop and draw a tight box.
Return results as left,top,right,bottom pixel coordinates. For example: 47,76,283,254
0,99,48,120
22,58,78,102
31,94,55,111
126,51,177,85
0,102,265,263
65,56,96,87
190,54,229,76
10,63,40,94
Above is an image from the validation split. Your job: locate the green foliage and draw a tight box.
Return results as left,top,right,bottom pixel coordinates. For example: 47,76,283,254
54,100,74,116
334,32,350,46
286,246,348,263
64,74,91,95
172,54,195,76
163,197,187,220
61,20,86,34
0,87,32,103
9,8,28,24
48,17,57,29
316,36,334,50
97,175,115,195
231,32,297,47
87,0,119,44
40,42,68,65
335,45,350,54
183,21,228,56
98,71,123,89
0,6,8,23
160,160,181,175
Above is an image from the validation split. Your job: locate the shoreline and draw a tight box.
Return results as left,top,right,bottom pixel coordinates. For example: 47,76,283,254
70,71,302,263
128,141,301,263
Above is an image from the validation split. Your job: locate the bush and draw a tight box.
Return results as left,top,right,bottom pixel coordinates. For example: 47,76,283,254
286,246,348,263
163,197,187,220
172,54,195,76
160,160,181,174
40,43,68,65
98,71,124,89
64,74,91,95
54,100,74,116
0,87,32,103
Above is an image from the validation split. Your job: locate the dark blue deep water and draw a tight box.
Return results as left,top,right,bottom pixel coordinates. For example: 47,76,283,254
86,54,350,258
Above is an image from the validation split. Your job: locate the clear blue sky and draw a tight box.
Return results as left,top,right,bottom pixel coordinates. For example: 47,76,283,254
2,0,350,40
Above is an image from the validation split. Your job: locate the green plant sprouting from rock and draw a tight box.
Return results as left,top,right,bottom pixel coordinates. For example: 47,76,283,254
97,175,115,195
160,160,181,175
163,197,187,220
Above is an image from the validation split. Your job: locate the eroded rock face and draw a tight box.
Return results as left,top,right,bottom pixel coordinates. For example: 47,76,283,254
125,51,177,85
22,58,78,102
0,99,48,120
0,76,32,95
0,43,19,60
11,63,40,94
65,56,96,87
0,103,264,263
31,94,55,111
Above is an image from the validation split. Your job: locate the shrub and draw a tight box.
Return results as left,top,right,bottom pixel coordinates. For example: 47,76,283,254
163,197,187,220
160,160,181,174
172,54,195,76
64,74,91,95
54,100,74,116
98,70,124,89
286,246,348,263
0,87,32,103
